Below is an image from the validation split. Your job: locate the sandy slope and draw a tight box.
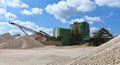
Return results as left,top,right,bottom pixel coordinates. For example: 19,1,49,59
0,33,15,43
0,36,44,49
68,35,120,65
72,42,120,65
0,46,95,65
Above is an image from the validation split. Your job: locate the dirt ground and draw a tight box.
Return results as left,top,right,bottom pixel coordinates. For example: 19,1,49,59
0,45,95,65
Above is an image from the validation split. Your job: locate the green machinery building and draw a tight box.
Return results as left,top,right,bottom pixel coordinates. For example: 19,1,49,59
53,22,90,45
70,22,90,44
53,28,72,45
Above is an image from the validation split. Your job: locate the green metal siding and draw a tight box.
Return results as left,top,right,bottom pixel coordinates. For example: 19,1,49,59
70,22,90,43
53,22,89,45
78,22,89,42
53,28,72,45
53,28,60,37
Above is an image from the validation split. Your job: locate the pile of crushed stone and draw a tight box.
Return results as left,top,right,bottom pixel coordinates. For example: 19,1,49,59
0,33,15,43
0,35,44,49
70,41,120,65
68,35,120,65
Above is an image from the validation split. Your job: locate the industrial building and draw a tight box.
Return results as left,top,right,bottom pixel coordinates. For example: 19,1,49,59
8,21,113,46
53,21,90,45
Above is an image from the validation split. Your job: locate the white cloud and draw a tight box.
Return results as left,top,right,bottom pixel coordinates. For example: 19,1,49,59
84,16,102,24
20,2,29,8
45,0,96,23
67,0,96,12
0,22,10,34
21,7,43,15
45,1,73,23
0,8,6,14
6,0,29,8
0,0,28,21
0,20,53,35
4,12,17,20
90,27,99,36
95,0,120,8
70,15,102,24
9,29,24,35
0,0,5,4
0,0,29,8
0,0,5,8
21,10,32,15
32,7,43,14
90,27,99,33
70,18,85,24
0,27,5,30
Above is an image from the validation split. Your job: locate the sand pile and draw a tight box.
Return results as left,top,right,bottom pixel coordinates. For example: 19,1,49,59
0,33,15,43
30,33,62,45
95,35,120,52
30,33,46,42
68,35,120,65
0,36,44,49
70,41,120,65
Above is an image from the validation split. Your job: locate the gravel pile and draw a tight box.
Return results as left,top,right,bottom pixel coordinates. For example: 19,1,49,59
95,35,120,52
0,35,44,49
70,42,120,65
0,33,15,43
68,35,120,65
30,33,62,45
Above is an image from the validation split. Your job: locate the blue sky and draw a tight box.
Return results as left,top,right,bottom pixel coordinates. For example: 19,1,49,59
0,0,120,35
